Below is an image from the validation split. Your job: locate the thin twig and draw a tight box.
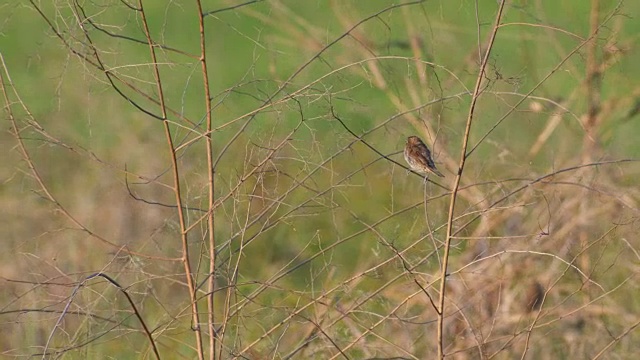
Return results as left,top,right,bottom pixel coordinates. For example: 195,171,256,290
43,273,161,360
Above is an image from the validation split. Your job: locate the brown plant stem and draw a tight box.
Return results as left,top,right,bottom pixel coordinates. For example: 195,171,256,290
193,1,218,359
138,1,205,359
437,1,506,358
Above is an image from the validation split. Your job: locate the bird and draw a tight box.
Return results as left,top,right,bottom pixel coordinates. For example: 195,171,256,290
404,136,444,178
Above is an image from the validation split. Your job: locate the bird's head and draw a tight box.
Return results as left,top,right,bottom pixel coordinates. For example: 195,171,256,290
407,136,421,145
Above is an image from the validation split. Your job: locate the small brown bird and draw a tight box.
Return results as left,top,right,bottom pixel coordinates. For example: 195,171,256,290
404,136,444,177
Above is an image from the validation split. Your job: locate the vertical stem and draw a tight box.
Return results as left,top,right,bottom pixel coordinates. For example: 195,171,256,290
139,1,205,359
436,2,506,358
163,125,205,360
194,1,217,359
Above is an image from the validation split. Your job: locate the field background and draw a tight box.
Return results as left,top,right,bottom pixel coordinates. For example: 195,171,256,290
2,1,640,359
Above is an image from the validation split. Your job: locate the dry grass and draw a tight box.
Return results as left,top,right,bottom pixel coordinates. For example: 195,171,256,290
2,0,640,359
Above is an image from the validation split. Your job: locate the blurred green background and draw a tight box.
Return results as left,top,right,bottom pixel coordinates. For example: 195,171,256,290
2,0,640,358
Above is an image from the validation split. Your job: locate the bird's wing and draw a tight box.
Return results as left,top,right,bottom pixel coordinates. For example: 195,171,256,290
417,143,444,177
